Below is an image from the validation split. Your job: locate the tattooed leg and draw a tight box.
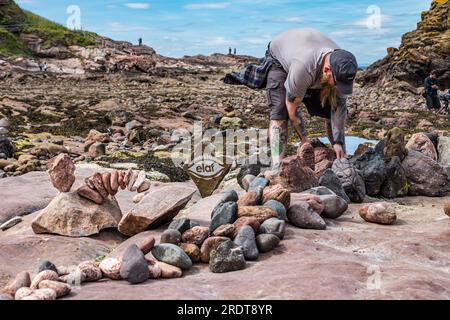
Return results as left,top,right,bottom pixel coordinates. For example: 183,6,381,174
269,120,288,171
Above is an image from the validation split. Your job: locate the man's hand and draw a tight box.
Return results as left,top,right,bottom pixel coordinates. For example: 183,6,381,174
333,144,346,159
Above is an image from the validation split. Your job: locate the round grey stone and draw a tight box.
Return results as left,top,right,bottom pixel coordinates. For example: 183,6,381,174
168,218,191,234
160,229,182,245
151,243,193,270
210,201,237,232
256,234,280,253
264,200,287,221
119,244,149,284
233,225,259,261
38,260,58,273
259,218,286,240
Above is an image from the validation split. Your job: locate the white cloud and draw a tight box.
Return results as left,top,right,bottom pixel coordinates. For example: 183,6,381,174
125,3,151,9
271,16,303,24
184,2,231,10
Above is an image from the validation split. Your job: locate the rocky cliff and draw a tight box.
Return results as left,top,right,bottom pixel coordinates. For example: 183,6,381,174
362,0,449,88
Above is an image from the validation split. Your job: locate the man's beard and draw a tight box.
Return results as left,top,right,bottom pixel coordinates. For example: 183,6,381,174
320,73,338,109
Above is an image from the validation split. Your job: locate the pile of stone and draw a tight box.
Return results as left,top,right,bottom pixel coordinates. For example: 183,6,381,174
77,168,150,205
353,128,449,198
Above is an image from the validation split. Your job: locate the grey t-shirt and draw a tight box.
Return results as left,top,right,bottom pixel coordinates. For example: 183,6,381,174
269,28,340,98
269,28,347,148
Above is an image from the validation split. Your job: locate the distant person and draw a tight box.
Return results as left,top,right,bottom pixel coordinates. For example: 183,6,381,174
138,38,143,46
42,62,48,72
424,70,441,111
228,47,232,55
234,48,236,55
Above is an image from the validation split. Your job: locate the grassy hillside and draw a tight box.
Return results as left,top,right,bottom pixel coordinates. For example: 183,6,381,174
0,0,100,57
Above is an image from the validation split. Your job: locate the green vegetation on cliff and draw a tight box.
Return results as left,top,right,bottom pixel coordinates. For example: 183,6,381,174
0,0,99,57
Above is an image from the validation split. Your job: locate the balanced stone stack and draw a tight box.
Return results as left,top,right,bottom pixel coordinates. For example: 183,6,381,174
0,117,14,162
77,168,151,205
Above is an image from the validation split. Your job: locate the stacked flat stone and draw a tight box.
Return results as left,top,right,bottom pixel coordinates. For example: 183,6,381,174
77,169,151,205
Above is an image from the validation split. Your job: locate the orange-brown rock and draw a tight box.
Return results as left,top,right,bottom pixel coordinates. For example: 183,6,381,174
261,184,290,209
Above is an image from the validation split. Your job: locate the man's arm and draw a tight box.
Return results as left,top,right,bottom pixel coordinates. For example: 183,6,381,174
286,97,309,143
330,96,348,157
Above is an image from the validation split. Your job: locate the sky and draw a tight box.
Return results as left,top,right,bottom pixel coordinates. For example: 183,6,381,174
15,0,432,66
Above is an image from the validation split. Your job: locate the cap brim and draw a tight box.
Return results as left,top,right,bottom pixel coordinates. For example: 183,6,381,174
336,80,354,95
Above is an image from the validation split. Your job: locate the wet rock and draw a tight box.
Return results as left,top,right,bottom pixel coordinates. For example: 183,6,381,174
0,216,22,231
237,164,261,189
118,185,195,236
38,280,71,298
380,156,409,198
2,271,31,296
332,158,366,203
181,226,210,246
261,184,290,209
256,234,280,253
383,127,407,161
359,202,397,225
212,224,235,237
242,174,256,192
354,144,370,157
263,200,287,221
120,244,149,284
48,153,75,192
168,218,191,234
290,193,324,215
88,142,106,158
210,202,238,232
99,257,122,280
248,177,269,192
288,202,327,230
77,261,102,282
233,225,259,261
160,229,182,245
405,133,438,161
209,240,246,273
402,150,448,197
317,195,348,219
0,138,14,159
220,190,239,203
232,216,260,239
200,236,229,263
237,206,277,224
237,191,260,207
298,142,315,170
352,149,387,196
158,261,182,279
32,192,122,237
259,218,286,239
38,260,58,273
30,270,59,290
151,244,193,270
274,155,319,193
180,243,201,263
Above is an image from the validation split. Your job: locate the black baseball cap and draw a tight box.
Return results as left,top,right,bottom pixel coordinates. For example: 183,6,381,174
330,49,358,95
